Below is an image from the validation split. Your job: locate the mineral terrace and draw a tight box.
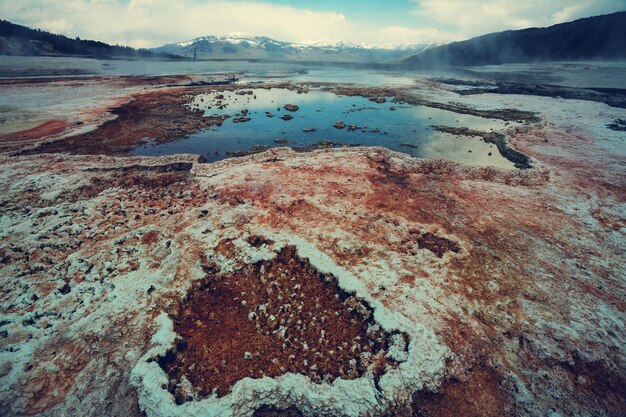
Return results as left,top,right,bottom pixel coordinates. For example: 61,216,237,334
0,75,624,417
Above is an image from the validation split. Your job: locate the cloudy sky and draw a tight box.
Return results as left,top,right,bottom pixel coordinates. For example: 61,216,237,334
1,0,624,47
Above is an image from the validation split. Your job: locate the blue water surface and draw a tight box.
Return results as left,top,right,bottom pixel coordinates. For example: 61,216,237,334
131,87,515,168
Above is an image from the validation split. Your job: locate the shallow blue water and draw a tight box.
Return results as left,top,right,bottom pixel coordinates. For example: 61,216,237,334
131,87,515,168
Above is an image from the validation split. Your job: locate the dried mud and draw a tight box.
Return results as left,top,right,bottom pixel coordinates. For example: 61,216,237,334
159,246,403,401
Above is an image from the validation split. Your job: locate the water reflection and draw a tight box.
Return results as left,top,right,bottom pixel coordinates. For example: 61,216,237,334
132,87,516,168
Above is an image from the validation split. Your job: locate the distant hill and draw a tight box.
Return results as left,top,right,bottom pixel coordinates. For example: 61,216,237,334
0,20,181,59
403,12,626,67
153,35,433,63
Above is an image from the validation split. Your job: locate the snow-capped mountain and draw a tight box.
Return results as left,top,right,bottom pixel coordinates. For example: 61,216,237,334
299,39,432,51
152,34,432,63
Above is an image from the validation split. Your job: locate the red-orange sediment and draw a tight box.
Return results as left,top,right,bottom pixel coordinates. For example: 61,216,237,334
159,245,402,400
0,119,68,142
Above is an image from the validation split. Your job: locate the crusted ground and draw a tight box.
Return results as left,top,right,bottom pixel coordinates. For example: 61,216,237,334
0,76,624,417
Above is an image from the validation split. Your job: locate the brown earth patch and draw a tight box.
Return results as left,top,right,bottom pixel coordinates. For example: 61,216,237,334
247,235,275,248
141,230,161,245
58,170,190,204
558,355,626,417
399,229,462,259
416,233,461,258
158,245,405,401
412,363,515,417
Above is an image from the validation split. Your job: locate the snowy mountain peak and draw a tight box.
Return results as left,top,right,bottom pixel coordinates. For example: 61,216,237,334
174,35,427,51
158,34,433,63
182,35,300,49
300,39,363,49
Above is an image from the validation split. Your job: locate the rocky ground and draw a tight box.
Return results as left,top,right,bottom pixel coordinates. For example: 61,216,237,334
0,74,624,417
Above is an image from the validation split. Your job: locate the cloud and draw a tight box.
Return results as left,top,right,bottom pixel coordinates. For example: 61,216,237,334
412,0,625,38
33,18,73,35
0,0,351,47
3,0,621,48
368,26,460,46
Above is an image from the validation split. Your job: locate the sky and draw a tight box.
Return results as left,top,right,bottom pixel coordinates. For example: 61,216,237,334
1,0,624,48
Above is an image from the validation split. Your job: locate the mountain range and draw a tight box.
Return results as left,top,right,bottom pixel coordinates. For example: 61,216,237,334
152,35,432,63
403,12,626,67
1,12,625,66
